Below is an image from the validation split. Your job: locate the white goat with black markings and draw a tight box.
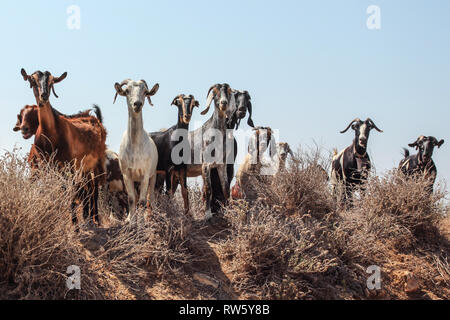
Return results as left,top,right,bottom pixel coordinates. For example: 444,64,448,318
113,79,159,221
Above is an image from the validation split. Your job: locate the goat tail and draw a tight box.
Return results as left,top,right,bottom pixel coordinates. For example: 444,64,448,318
403,148,410,159
92,105,103,124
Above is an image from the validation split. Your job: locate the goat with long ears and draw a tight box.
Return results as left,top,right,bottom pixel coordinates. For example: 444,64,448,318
208,88,256,213
113,79,159,221
20,68,107,227
330,117,383,203
186,83,233,219
150,94,201,214
399,135,444,193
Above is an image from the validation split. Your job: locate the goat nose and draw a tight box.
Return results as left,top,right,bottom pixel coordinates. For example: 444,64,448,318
134,101,143,108
220,100,227,106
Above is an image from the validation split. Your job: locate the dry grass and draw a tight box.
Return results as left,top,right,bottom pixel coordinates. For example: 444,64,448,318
255,146,334,218
0,151,106,299
0,148,448,300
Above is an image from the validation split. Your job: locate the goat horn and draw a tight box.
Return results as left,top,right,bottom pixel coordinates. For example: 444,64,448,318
340,118,360,134
367,118,383,132
201,85,217,115
51,84,59,98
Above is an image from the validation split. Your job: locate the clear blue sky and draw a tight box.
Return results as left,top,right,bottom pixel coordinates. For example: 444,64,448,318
1,0,449,188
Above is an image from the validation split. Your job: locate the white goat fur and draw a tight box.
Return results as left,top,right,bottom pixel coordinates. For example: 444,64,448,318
116,79,159,221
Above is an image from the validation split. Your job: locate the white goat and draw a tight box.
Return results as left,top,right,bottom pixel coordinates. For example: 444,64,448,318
113,79,159,221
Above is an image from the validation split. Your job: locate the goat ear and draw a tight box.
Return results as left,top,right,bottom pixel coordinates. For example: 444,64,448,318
194,100,200,108
437,139,445,148
408,142,418,150
53,72,67,84
171,96,180,106
13,114,21,132
247,100,255,128
147,83,159,96
21,68,30,81
113,82,126,104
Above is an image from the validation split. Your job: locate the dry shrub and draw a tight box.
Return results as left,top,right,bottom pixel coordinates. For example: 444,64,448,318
327,170,449,299
256,146,334,218
99,194,193,282
356,171,445,235
218,200,340,299
0,151,106,299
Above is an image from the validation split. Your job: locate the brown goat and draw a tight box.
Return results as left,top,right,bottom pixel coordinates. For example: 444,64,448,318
20,69,107,226
13,104,95,168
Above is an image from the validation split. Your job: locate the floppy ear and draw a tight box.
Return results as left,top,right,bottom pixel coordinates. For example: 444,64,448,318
13,115,21,132
21,68,30,81
201,85,217,115
53,72,67,84
437,139,445,148
408,141,418,150
247,100,255,128
144,83,159,107
113,82,127,104
193,100,200,108
147,83,159,96
287,144,294,157
171,96,181,106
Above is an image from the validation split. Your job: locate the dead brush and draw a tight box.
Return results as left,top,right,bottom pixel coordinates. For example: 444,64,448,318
0,151,107,299
99,194,193,282
218,200,340,299
354,170,446,238
255,146,334,218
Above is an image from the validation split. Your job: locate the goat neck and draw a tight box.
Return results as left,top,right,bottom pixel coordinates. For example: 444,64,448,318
37,101,58,142
127,105,146,145
353,139,367,158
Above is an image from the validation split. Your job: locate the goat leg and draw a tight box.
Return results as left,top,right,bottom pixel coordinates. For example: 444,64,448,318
180,168,190,215
123,174,136,222
202,164,213,219
147,174,157,217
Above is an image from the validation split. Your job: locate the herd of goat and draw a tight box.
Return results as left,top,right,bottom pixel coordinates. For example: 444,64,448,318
12,69,445,227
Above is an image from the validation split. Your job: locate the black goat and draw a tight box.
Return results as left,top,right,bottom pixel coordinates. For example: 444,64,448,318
149,94,199,213
399,135,444,193
330,118,383,202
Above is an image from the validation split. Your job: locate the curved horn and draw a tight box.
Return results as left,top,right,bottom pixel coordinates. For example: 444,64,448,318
340,118,360,134
201,85,217,116
51,84,59,98
367,118,383,132
113,80,129,104
53,72,67,84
